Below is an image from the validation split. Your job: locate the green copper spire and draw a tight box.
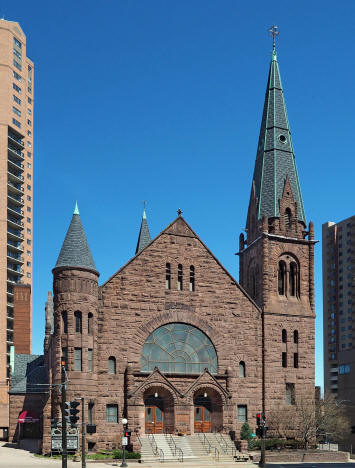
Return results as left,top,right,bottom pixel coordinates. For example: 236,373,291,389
74,201,79,215
135,205,151,254
251,41,306,225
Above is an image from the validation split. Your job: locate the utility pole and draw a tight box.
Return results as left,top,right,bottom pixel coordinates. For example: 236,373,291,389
61,364,67,468
81,398,86,468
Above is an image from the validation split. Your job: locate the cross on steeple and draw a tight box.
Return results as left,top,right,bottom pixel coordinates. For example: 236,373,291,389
268,25,279,50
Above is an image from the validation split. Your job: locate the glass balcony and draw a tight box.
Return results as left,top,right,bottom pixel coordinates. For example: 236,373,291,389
7,216,24,228
8,158,24,171
7,227,24,240
8,181,24,195
7,239,23,252
8,169,24,183
8,205,24,217
7,193,24,206
8,131,24,148
7,251,23,263
7,263,23,275
8,144,24,160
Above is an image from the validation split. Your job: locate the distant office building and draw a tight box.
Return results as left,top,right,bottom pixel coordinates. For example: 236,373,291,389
323,215,355,443
0,19,34,437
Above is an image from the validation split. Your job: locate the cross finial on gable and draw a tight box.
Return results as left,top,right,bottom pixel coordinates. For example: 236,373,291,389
177,208,182,217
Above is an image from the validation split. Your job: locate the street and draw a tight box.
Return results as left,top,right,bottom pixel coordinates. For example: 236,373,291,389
267,465,354,467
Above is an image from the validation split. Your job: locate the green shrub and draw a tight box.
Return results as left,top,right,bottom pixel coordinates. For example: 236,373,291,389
240,422,252,441
112,450,141,459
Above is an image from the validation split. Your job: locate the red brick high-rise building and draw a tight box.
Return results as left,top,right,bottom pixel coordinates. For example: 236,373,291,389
9,43,315,456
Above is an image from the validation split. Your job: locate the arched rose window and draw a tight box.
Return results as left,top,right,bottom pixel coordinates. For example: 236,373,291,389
141,323,217,374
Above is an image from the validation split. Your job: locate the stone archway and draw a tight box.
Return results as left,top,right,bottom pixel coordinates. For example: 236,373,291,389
143,386,175,434
193,386,223,433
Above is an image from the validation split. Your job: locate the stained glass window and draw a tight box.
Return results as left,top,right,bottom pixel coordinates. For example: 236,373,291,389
141,323,217,374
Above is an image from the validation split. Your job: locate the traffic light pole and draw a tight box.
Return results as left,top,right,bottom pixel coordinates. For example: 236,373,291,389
61,365,67,468
259,424,266,468
81,398,86,468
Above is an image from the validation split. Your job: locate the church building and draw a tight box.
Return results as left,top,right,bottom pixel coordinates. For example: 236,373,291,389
9,42,316,454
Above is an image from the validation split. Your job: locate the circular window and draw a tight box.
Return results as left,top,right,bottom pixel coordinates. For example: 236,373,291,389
279,134,287,144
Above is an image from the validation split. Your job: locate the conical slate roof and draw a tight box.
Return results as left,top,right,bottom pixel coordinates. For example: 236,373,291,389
135,209,151,254
54,204,97,273
252,47,306,224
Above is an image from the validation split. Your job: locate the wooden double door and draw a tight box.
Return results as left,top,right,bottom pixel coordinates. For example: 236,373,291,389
194,396,211,433
145,403,164,434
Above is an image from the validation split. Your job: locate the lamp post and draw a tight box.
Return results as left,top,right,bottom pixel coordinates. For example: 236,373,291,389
120,418,128,468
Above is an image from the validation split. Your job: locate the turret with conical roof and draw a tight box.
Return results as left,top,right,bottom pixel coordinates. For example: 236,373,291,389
53,202,98,274
51,203,99,409
135,208,151,254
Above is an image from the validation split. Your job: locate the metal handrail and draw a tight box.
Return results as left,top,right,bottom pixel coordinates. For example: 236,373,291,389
147,433,164,462
218,432,237,457
214,432,228,453
164,431,183,462
198,433,220,460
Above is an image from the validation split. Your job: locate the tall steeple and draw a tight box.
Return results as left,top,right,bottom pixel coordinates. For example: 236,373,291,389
249,36,306,233
135,206,151,254
53,203,98,273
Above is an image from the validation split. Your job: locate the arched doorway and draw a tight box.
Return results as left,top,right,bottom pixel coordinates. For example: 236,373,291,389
193,388,223,433
144,387,174,434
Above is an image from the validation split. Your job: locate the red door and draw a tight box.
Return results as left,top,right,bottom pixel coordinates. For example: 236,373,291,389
145,405,164,434
194,396,212,433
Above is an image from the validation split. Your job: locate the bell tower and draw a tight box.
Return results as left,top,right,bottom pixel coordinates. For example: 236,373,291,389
239,31,316,415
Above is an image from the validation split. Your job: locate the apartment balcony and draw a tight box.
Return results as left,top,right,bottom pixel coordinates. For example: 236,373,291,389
8,145,24,160
8,181,24,196
8,193,24,206
8,132,24,149
7,240,23,252
7,263,23,275
8,205,24,218
7,227,23,241
7,286,13,296
7,302,14,308
8,158,24,172
7,251,23,264
330,384,338,390
7,217,24,229
8,169,24,183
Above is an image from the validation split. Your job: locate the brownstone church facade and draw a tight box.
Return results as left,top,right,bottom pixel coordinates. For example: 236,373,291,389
9,45,315,454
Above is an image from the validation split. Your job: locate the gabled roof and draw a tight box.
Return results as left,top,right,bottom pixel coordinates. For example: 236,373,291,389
101,215,261,311
54,204,98,274
10,354,48,394
252,47,306,224
135,209,151,254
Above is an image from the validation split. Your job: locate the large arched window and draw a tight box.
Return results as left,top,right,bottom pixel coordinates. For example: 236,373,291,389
278,261,286,295
141,323,217,374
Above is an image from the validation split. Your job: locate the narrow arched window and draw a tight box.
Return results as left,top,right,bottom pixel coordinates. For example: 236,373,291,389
294,330,299,344
189,266,195,292
177,264,183,291
88,313,93,335
282,329,287,343
239,361,246,378
285,208,292,230
294,353,299,368
278,262,286,295
290,262,297,297
74,311,82,334
108,356,116,374
165,263,171,290
62,311,68,334
282,352,287,368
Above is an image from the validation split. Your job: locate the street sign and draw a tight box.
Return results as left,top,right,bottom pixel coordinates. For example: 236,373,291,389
51,427,79,451
251,433,256,438
122,437,128,446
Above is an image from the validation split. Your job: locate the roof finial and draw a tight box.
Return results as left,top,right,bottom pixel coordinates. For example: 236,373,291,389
268,25,279,60
142,200,147,219
74,201,79,215
177,208,182,217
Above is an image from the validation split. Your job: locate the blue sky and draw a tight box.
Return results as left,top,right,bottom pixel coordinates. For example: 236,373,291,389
5,1,355,389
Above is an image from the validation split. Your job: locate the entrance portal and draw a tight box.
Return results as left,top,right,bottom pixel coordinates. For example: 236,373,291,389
193,388,223,433
144,387,174,434
145,399,164,434
194,395,211,433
